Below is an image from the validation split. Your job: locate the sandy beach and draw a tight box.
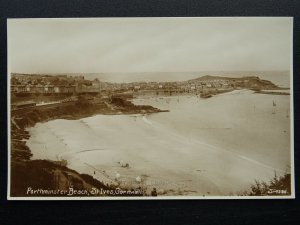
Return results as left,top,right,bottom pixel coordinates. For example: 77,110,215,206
26,90,291,196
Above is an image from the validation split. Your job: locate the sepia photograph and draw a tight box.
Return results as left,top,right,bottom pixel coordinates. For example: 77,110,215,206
7,17,294,199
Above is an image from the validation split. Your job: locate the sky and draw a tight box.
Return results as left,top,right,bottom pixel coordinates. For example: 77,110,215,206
8,17,292,77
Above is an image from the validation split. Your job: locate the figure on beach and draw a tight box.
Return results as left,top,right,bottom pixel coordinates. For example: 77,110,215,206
151,188,157,196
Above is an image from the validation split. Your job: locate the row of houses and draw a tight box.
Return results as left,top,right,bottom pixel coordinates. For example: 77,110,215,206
11,73,85,84
11,84,76,94
11,83,101,94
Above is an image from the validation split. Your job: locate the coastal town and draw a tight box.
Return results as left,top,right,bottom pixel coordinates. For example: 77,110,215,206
11,72,279,94
11,73,282,107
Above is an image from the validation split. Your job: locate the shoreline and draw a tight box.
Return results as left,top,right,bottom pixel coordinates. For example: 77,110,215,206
10,97,167,197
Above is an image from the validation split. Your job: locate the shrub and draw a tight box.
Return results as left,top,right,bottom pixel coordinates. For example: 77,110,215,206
244,172,291,196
